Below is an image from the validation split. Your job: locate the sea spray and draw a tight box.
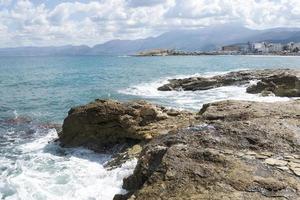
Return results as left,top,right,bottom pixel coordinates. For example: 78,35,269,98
1,128,137,200
119,71,291,111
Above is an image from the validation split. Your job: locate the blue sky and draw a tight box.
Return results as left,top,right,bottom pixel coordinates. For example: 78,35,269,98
0,0,300,47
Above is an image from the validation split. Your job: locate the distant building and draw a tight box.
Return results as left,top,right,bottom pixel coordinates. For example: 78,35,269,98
220,41,299,54
222,45,240,52
250,43,263,52
239,44,251,53
250,42,270,53
268,43,282,52
294,43,300,48
291,43,300,52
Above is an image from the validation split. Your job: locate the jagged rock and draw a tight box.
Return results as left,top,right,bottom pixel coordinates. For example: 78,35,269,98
59,99,196,151
117,100,300,200
157,69,300,97
246,72,300,97
247,80,273,93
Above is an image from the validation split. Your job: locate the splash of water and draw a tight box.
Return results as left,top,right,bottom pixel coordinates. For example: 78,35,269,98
119,71,292,111
0,128,137,200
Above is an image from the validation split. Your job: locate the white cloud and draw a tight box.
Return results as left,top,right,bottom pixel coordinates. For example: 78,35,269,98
0,0,12,6
126,0,166,7
0,0,299,47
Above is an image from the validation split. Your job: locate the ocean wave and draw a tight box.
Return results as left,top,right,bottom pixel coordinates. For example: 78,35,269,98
1,128,137,200
119,70,292,111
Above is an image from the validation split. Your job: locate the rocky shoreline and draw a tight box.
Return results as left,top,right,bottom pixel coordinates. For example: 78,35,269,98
58,69,300,200
158,69,300,97
116,100,300,200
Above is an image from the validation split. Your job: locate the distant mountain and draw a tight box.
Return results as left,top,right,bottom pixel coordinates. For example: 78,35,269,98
1,24,300,56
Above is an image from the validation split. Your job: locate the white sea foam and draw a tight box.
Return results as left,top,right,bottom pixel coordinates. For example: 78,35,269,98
119,71,293,111
1,129,137,200
117,55,131,58
13,110,18,120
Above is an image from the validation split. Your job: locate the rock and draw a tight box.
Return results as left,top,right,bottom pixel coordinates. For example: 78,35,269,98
255,154,269,159
166,109,181,116
157,69,300,97
260,90,275,97
245,151,257,156
246,72,300,97
264,158,288,166
291,168,300,177
276,166,290,171
198,100,300,152
128,144,143,156
105,144,143,169
246,80,272,93
260,152,274,157
290,159,300,164
288,162,300,176
59,99,196,151
283,155,295,160
117,100,300,200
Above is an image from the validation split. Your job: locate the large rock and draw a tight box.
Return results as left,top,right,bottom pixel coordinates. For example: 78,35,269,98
117,100,300,200
246,72,300,97
158,69,300,97
59,99,195,151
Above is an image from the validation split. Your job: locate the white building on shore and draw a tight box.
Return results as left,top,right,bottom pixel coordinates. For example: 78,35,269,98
291,43,300,52
221,41,298,54
250,42,268,53
268,43,282,52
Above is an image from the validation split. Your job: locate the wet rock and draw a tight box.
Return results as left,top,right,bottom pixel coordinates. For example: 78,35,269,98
118,100,300,200
59,99,196,151
4,116,32,125
158,69,300,97
246,72,300,97
260,90,275,97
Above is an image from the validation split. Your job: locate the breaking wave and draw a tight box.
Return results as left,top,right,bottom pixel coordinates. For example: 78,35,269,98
119,70,291,111
0,128,137,200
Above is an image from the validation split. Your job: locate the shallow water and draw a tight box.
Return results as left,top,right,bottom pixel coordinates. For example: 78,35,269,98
0,55,299,199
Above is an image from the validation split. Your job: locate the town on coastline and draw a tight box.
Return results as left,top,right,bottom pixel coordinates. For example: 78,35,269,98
136,41,300,56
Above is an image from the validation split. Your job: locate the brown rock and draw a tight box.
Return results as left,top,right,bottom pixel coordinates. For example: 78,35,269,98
59,99,196,151
117,100,300,200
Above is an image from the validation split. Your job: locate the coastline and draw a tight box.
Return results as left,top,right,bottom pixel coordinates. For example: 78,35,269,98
134,53,300,57
57,68,300,200
2,58,300,199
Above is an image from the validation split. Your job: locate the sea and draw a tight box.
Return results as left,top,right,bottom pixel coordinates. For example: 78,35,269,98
0,55,299,200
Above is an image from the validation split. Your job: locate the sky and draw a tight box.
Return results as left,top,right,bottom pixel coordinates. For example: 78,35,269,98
0,0,300,47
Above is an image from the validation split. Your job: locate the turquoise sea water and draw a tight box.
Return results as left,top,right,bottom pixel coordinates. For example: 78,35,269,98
0,55,300,199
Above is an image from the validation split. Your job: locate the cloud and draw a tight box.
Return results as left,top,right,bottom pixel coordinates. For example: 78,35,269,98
166,0,228,19
0,0,299,47
126,0,166,7
0,0,12,6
